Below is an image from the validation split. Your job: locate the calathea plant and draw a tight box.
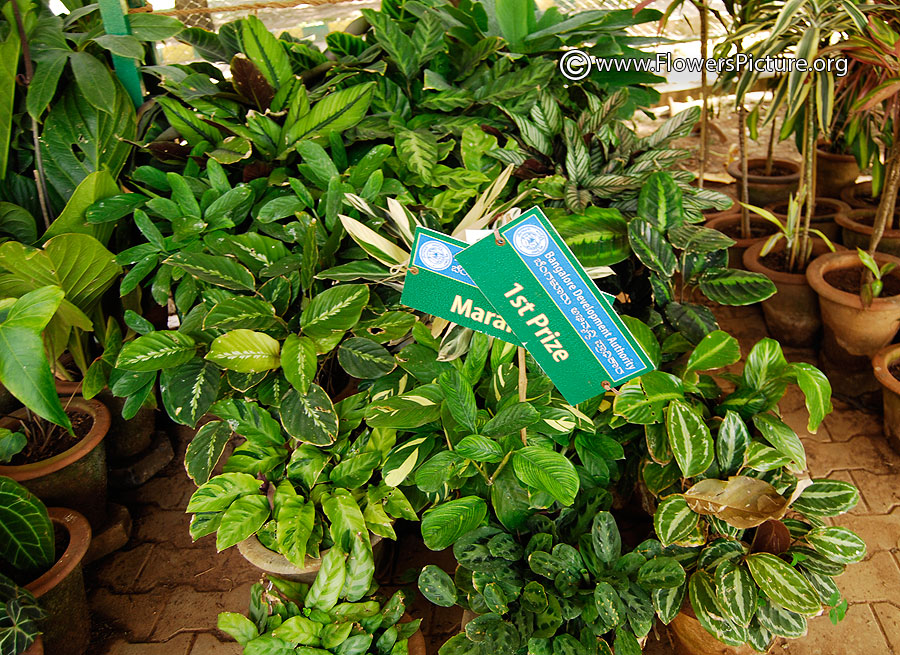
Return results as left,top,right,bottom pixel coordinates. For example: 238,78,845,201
219,573,420,654
613,331,864,650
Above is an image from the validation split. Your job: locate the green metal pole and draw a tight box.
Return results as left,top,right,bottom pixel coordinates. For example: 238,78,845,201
97,0,144,107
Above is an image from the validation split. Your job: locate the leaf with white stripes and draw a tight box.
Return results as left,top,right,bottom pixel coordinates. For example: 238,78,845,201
806,527,866,564
746,618,773,652
785,362,833,433
652,582,686,624
790,479,859,517
715,560,757,627
161,358,222,427
206,329,280,372
513,446,579,506
685,330,741,374
421,497,487,551
688,571,747,646
654,496,699,547
752,413,806,472
280,384,338,446
117,330,197,371
716,411,750,476
667,401,714,478
365,383,443,429
184,420,231,484
746,553,820,615
755,598,807,638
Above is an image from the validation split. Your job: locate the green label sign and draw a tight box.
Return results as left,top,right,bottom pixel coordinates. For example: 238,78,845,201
401,228,521,345
456,207,654,404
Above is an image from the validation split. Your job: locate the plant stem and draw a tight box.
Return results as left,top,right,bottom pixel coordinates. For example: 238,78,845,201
798,102,816,271
765,97,776,176
489,451,512,485
698,0,709,190
869,97,900,255
517,347,527,446
739,103,750,239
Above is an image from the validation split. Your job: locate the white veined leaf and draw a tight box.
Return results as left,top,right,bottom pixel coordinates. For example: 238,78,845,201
653,495,699,547
206,329,280,372
746,553,821,615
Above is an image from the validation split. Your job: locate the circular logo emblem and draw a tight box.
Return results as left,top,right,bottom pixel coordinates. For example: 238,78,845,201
513,225,549,257
419,240,453,271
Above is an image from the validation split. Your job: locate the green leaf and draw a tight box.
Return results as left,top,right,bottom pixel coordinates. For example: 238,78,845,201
166,253,255,291
203,297,279,332
284,83,375,147
300,284,369,352
184,420,232,484
513,446,579,506
638,172,683,230
756,598,807,639
806,527,866,564
421,497,487,551
438,369,477,433
322,489,369,553
160,358,221,427
716,411,750,476
206,329,280,372
652,583,686,625
93,34,143,59
216,494,270,550
715,560,757,627
281,334,317,394
685,330,740,374
187,472,261,512
128,13,184,40
699,270,777,306
627,219,677,276
277,497,315,569
638,556,686,589
790,479,859,517
280,384,338,446
482,402,540,437
306,547,347,611
653,496,699,547
665,302,717,344
689,571,747,646
0,477,54,571
785,362,832,433
418,565,457,607
395,128,439,184
68,52,115,113
156,96,221,145
752,413,807,472
365,384,443,429
0,428,26,462
241,15,292,88
668,224,735,253
591,511,621,567
0,202,37,243
338,337,396,379
218,612,259,645
746,553,821,615
116,331,197,372
455,435,504,463
667,401,714,478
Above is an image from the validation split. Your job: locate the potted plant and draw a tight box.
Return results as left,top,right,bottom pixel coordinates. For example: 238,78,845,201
761,197,850,243
742,191,840,346
218,574,425,655
0,573,45,655
0,477,91,655
614,334,864,653
837,208,900,256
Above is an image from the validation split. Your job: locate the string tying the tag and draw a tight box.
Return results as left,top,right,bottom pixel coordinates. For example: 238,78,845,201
391,264,413,276
493,227,505,246
602,381,620,395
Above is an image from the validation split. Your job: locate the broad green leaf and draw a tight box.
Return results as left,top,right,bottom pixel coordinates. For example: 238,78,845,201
685,330,740,374
206,329,280,372
280,384,338,445
746,553,821,615
715,560,757,627
0,477,54,571
637,172,683,230
365,384,443,429
285,83,375,147
638,556,686,589
418,565,457,607
421,497,487,551
481,402,540,437
790,479,859,517
241,15,292,88
166,252,255,291
513,446,579,506
752,413,807,472
785,362,832,433
699,269,776,306
184,420,232,484
203,297,280,331
455,435,504,463
280,334,317,394
339,337,396,379
654,496,699,547
395,128,439,183
627,219,676,277
689,571,747,646
438,369,477,433
218,612,259,645
161,358,221,426
117,331,197,371
306,547,347,611
300,284,368,351
591,511,621,567
667,401,714,477
652,583,686,625
187,472,261,512
806,527,866,564
756,598,807,638
716,411,750,476
216,494,270,550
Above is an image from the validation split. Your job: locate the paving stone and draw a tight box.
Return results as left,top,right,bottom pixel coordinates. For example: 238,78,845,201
823,400,884,441
102,634,194,655
138,543,260,592
805,435,897,477
87,543,157,594
837,551,900,604
837,509,900,554
850,469,900,514
782,407,830,444
90,587,171,642
131,507,195,549
120,476,196,510
872,602,900,653
149,583,255,641
190,633,242,654
781,603,889,655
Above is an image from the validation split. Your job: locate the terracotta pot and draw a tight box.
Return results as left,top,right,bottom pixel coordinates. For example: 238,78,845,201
743,238,843,347
55,379,155,460
816,143,860,198
762,197,850,243
872,344,900,455
706,214,779,270
22,636,43,654
836,209,900,257
840,180,879,210
26,508,92,655
727,158,801,207
0,398,109,528
669,606,756,655
806,250,900,372
403,615,426,655
237,533,385,583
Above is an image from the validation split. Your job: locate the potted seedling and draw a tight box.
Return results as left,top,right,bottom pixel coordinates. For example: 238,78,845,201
218,571,425,654
0,477,91,655
742,190,840,346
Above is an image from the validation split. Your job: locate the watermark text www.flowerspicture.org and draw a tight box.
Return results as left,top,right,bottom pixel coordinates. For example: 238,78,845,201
558,50,849,81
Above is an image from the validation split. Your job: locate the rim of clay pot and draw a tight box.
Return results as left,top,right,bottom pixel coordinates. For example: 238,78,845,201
238,532,384,575
762,197,851,221
726,157,801,185
705,214,778,247
0,397,110,481
25,507,91,599
840,180,878,208
54,379,82,395
816,140,858,163
743,237,843,284
835,209,900,238
806,250,900,310
872,344,900,393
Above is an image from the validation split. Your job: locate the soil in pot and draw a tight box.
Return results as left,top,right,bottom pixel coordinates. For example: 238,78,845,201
823,267,900,297
837,209,900,256
0,398,109,528
727,157,801,207
840,180,879,210
706,215,778,270
24,508,91,655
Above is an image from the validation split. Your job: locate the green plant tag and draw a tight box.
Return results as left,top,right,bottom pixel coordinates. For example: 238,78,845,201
401,228,521,345
455,207,654,404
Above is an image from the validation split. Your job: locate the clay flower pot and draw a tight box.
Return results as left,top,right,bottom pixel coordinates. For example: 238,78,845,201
872,344,900,455
836,209,900,257
807,251,900,395
404,615,427,655
22,636,43,654
743,238,843,347
816,142,860,198
237,533,385,583
668,605,756,655
0,397,109,528
705,214,779,270
840,180,879,210
762,197,850,243
26,508,92,655
727,158,801,207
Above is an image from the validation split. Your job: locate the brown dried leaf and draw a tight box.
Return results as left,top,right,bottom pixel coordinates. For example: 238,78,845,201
683,476,788,529
751,519,792,555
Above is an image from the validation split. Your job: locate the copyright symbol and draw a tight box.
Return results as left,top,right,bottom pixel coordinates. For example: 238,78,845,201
559,49,592,81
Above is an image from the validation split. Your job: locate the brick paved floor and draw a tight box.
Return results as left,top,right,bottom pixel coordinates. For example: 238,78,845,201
85,305,900,654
